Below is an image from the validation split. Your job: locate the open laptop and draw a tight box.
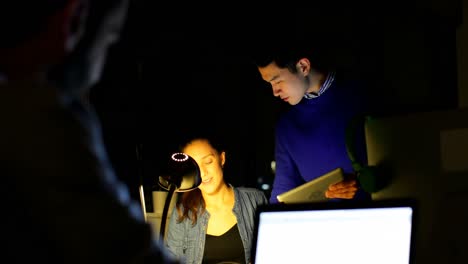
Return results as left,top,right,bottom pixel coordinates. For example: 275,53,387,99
276,167,345,203
251,199,417,264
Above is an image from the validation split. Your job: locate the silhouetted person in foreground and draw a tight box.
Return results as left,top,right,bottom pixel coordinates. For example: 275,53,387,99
0,1,179,263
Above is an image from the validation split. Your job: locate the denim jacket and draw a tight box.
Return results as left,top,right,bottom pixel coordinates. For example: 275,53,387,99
166,186,268,264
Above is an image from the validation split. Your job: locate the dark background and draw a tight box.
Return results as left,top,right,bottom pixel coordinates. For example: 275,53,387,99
88,0,463,202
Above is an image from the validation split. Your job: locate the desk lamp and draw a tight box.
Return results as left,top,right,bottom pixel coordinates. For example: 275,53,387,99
157,152,201,239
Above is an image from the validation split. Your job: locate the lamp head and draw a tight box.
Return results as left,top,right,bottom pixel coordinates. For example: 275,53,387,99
158,152,201,192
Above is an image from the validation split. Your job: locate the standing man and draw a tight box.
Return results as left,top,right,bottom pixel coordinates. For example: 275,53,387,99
0,1,178,263
250,34,374,203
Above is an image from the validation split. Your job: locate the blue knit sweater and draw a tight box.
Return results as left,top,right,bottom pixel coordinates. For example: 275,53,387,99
270,74,372,203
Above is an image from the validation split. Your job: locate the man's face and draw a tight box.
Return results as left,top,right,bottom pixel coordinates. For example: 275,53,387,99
258,62,309,106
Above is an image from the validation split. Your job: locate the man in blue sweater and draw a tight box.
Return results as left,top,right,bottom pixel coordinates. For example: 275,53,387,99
250,35,373,203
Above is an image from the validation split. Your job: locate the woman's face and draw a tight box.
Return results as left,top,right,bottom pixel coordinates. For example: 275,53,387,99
182,139,225,195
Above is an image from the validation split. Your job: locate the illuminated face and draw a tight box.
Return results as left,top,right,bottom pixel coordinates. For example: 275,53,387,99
182,139,226,195
85,0,129,87
258,61,310,106
57,0,129,94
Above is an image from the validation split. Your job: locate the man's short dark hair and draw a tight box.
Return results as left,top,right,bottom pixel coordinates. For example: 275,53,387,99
248,33,331,74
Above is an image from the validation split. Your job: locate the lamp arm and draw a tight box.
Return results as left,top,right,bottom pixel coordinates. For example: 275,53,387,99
159,184,176,240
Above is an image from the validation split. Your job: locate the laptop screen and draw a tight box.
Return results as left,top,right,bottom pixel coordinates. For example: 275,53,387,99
251,199,416,264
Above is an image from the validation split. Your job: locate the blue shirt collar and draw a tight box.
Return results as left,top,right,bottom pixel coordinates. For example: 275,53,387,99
304,71,336,99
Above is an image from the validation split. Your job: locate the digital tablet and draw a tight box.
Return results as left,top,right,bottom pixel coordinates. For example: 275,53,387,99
276,167,345,203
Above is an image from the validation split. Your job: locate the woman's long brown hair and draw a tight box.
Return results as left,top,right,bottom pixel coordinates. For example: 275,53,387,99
176,188,205,226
